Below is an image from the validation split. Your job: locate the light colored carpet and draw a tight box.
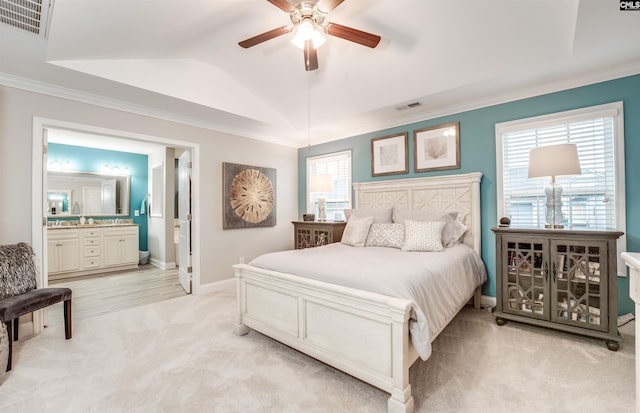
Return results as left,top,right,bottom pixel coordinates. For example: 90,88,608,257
0,287,634,413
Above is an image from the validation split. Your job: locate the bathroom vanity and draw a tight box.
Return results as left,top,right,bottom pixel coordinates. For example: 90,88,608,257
48,223,139,280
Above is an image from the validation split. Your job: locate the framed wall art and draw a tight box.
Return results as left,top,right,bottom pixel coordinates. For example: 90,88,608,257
223,162,276,229
371,132,409,176
413,122,460,172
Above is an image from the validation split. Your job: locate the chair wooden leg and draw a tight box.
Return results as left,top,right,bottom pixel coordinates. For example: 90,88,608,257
5,320,12,372
13,317,19,341
64,299,72,340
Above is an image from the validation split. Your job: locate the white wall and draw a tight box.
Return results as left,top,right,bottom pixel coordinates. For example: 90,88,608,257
0,84,298,287
147,147,176,269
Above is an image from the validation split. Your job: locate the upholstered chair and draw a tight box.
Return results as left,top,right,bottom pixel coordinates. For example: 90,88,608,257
0,242,72,371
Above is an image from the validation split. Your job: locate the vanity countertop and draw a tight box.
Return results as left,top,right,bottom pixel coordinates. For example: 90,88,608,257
48,221,138,229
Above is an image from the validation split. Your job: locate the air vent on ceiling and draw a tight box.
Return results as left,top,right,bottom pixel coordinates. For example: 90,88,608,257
395,102,422,111
0,0,54,38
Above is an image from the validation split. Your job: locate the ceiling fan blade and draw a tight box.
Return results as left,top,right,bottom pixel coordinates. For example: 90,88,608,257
304,40,319,71
317,0,345,13
267,0,295,13
324,22,381,48
238,26,292,48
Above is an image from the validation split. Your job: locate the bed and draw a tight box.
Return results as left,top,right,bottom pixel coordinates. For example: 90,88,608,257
233,172,485,413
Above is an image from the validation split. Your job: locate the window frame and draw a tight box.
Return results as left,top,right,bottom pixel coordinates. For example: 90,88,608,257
495,102,626,274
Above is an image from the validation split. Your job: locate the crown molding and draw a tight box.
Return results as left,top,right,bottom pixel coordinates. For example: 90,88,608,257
0,72,298,148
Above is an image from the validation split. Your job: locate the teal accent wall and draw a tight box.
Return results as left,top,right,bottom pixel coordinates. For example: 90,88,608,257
48,143,149,251
298,74,640,316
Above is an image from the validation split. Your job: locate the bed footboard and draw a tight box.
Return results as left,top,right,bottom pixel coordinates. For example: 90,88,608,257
234,263,416,413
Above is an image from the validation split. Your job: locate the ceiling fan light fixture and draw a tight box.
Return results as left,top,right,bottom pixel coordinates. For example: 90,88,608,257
291,18,326,49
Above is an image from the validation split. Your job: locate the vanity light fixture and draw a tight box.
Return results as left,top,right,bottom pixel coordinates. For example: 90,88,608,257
48,159,71,171
102,164,131,175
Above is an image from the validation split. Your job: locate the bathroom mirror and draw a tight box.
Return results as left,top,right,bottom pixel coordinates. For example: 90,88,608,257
47,170,130,217
46,189,72,215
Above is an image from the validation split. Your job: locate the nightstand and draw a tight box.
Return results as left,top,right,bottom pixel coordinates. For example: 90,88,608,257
292,221,346,249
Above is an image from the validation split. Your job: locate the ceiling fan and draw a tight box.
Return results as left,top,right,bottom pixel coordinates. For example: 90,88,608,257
238,0,381,71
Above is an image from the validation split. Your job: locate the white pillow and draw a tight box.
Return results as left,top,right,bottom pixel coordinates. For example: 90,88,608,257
344,208,393,223
365,223,404,249
393,207,466,247
341,216,374,247
401,220,446,252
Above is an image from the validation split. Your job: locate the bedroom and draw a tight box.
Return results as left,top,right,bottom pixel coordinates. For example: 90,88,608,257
0,1,639,411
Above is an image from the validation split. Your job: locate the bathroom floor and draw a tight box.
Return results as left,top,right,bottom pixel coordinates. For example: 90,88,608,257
46,264,186,325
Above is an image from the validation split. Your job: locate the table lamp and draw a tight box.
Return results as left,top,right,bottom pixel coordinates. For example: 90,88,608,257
309,174,333,221
528,143,581,229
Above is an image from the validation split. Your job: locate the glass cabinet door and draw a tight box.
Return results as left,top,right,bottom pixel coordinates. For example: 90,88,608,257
502,238,549,320
551,240,608,331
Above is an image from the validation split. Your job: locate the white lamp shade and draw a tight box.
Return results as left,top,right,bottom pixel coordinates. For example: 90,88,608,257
309,174,333,193
528,144,581,179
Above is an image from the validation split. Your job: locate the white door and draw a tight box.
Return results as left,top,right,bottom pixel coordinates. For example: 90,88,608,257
178,150,192,293
83,187,102,214
42,135,49,284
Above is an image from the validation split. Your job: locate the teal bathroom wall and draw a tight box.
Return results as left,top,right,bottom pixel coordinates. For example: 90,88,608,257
298,74,640,316
48,143,149,251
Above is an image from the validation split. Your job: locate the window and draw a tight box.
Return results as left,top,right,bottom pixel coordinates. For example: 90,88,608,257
496,102,626,271
306,150,352,221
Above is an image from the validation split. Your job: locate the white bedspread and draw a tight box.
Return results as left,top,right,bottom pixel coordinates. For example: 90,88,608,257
249,243,487,360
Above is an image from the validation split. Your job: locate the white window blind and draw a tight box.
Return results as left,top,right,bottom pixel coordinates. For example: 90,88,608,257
306,150,352,220
496,102,626,274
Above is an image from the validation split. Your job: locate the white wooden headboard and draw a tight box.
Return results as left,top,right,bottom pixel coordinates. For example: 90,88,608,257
353,172,483,254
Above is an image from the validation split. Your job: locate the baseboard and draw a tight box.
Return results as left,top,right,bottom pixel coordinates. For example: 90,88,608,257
198,278,235,295
149,258,177,270
481,295,497,308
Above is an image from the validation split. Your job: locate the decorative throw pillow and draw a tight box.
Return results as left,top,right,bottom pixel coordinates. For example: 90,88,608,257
365,223,404,248
393,207,466,247
341,216,374,247
401,220,446,252
344,208,393,223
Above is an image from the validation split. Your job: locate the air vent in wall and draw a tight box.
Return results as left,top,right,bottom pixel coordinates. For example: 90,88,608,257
0,0,54,38
395,102,422,111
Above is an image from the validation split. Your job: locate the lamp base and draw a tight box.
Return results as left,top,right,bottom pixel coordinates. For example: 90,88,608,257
544,180,564,229
317,197,327,222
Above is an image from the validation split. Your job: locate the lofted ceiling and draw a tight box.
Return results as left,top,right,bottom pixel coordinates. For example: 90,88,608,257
1,0,639,149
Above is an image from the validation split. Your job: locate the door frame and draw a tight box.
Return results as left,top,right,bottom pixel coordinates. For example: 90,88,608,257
31,117,201,334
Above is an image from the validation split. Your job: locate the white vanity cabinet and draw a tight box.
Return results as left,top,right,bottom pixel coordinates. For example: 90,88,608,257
48,225,139,280
103,226,139,267
48,229,81,274
81,228,102,270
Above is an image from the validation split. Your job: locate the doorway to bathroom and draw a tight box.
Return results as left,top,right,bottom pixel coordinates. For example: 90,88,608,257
32,118,200,330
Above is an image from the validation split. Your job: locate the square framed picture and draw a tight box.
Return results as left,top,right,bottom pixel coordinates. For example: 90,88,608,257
223,162,276,229
413,122,460,172
371,132,409,176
